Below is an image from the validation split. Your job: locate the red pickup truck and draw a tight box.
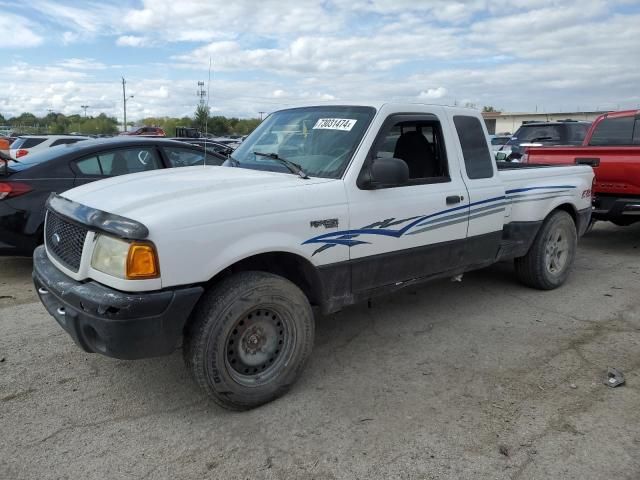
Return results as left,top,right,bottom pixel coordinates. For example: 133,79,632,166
523,110,640,225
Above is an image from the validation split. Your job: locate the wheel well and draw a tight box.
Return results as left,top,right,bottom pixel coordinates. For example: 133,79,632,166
206,252,324,307
554,203,577,225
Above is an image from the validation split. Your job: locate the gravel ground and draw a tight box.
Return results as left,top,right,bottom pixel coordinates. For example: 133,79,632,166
1,222,639,479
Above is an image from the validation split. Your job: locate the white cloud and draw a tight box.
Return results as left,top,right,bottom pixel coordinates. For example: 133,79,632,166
0,13,42,47
116,35,148,47
61,31,78,45
58,58,107,70
419,87,448,99
1,0,639,119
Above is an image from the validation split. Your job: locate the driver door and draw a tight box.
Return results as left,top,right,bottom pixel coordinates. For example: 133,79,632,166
346,112,470,293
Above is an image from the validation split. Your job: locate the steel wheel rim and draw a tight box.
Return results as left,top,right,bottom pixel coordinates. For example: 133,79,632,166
545,227,569,274
224,307,295,387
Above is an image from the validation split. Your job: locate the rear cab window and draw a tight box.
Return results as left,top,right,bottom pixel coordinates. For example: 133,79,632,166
506,125,562,146
453,116,494,179
589,116,635,146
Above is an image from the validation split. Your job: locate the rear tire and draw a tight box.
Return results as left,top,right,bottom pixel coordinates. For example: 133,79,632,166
514,210,577,290
183,271,314,410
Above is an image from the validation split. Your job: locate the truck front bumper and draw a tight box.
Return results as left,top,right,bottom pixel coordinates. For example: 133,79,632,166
32,245,204,360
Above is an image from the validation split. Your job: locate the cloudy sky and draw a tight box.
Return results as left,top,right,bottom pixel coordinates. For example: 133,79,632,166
1,0,639,122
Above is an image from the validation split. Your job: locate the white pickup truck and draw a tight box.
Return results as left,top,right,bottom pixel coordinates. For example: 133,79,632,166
33,103,594,410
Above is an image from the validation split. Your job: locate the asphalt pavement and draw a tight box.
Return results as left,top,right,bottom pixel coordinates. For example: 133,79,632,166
1,222,639,479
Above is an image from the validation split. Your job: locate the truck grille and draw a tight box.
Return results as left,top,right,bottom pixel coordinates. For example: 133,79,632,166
45,210,88,272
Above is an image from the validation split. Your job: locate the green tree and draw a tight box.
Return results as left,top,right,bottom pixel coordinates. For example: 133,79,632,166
194,104,210,133
482,106,499,112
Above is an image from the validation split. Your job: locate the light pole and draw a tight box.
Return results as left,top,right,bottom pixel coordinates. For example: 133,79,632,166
124,95,134,131
122,77,134,132
259,111,266,121
81,105,89,118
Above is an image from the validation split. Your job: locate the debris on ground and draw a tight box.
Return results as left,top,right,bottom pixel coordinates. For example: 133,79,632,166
570,383,577,389
604,367,625,387
498,444,510,457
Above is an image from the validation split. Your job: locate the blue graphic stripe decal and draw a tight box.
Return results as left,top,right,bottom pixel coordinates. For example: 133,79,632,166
304,184,577,255
302,194,506,245
506,185,575,194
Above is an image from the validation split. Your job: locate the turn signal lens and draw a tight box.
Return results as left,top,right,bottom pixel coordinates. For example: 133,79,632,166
126,243,160,279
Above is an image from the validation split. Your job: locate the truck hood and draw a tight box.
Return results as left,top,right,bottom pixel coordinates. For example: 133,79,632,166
62,166,334,219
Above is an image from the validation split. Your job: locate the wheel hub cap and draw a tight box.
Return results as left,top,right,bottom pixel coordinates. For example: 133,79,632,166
545,229,569,274
226,309,285,377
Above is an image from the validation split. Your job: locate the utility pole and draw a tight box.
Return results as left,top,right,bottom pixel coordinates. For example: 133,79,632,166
81,105,89,118
259,111,266,121
122,77,134,132
122,77,133,132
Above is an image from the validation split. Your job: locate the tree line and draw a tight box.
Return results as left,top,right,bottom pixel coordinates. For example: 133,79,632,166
0,108,261,137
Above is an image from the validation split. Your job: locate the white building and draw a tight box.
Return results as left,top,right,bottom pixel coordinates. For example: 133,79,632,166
482,110,608,135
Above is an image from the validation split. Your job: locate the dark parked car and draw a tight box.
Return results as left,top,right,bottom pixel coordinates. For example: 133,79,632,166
0,137,225,256
495,120,591,161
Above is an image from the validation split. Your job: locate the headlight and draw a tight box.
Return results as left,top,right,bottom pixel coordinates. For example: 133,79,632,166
91,234,160,279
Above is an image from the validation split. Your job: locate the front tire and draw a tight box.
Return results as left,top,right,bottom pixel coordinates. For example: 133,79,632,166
514,210,577,290
184,271,315,410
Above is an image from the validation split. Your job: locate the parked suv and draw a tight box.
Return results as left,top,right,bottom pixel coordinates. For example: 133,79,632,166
496,120,591,161
10,135,90,159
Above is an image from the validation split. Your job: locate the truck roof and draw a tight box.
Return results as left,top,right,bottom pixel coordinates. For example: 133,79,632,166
276,102,480,113
599,109,640,119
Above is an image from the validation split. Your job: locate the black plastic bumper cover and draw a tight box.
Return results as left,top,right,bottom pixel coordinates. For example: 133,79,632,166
592,195,640,222
577,207,592,236
32,245,204,360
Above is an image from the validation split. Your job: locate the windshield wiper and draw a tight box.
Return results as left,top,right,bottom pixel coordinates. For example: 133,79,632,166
252,151,309,179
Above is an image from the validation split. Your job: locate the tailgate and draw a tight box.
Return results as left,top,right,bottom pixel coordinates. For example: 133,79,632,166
587,147,640,196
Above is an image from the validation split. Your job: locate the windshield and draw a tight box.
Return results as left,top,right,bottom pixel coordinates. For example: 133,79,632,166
229,106,376,178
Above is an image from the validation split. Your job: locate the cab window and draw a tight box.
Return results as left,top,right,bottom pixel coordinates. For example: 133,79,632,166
74,147,162,176
373,119,449,185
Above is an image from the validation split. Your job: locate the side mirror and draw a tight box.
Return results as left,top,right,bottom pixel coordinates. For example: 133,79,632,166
359,157,409,189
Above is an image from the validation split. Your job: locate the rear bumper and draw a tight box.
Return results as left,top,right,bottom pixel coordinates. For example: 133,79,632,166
33,245,204,360
592,195,640,224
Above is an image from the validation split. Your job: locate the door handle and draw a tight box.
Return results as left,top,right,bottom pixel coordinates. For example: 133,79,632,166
575,157,600,167
446,195,463,205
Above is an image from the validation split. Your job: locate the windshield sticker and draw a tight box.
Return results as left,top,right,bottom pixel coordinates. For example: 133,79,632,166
313,118,357,131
